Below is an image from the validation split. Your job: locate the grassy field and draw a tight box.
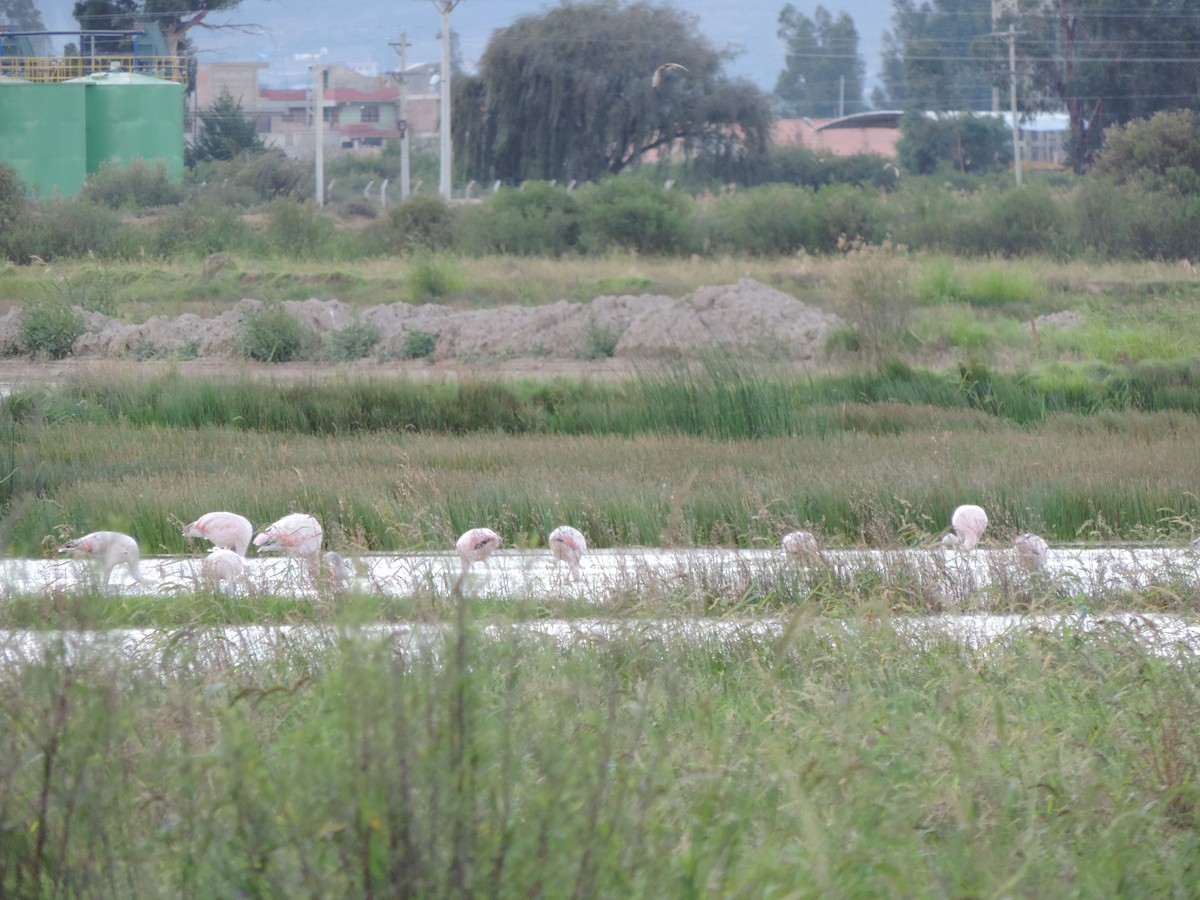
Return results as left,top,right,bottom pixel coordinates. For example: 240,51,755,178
2,622,1198,896
3,252,1200,895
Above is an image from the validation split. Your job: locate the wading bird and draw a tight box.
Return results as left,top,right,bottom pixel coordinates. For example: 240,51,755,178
59,531,155,589
183,511,253,557
943,504,988,550
453,527,502,597
201,547,245,587
549,525,587,581
781,530,819,558
253,513,324,557
1013,532,1049,571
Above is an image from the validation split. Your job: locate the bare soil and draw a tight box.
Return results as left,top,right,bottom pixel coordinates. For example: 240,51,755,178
0,278,845,384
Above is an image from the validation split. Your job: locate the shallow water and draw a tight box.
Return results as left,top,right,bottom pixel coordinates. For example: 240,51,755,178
2,611,1198,672
6,545,1199,602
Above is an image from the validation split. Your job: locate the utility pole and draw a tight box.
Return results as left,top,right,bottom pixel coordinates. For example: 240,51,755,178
433,0,462,200
1008,24,1021,186
312,64,327,207
838,75,844,118
390,32,412,200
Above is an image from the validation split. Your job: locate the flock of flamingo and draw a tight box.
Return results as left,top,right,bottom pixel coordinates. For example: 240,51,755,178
53,503,1200,594
55,511,589,595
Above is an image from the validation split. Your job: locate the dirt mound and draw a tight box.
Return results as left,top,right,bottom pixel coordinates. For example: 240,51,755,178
0,278,844,365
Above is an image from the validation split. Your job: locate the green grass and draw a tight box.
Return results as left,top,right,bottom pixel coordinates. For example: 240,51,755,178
1,621,1197,895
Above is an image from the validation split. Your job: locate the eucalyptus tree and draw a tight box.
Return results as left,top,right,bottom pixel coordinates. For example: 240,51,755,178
73,0,246,55
875,0,997,111
1010,0,1200,173
454,1,772,184
775,4,866,118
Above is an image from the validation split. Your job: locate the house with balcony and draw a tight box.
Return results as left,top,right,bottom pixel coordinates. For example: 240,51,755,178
195,60,441,159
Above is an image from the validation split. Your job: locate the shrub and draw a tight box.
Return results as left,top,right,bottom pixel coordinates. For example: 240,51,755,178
325,315,382,361
407,255,464,300
80,159,184,209
370,195,458,254
705,185,818,256
400,328,437,360
462,182,581,256
151,202,250,258
238,301,314,362
264,198,335,259
1093,110,1200,189
13,200,136,261
576,177,696,255
17,293,84,359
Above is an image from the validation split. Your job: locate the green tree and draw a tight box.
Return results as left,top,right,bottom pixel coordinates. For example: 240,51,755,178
775,4,865,118
896,110,1012,174
455,1,772,184
1012,0,1200,173
72,0,138,54
1092,110,1200,193
188,89,265,165
875,0,997,111
0,0,45,28
73,0,244,56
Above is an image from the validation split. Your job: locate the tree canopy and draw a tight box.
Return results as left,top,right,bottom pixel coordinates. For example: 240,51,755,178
454,1,772,184
775,4,865,118
188,88,265,165
1011,0,1200,173
875,0,997,111
73,0,243,56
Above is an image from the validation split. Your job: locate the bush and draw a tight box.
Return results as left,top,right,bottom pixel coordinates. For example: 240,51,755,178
407,254,464,300
400,328,437,360
9,200,136,261
1093,110,1200,189
369,195,458,254
17,293,84,359
151,201,250,258
325,315,382,361
462,182,581,256
238,301,314,362
80,159,184,209
264,198,335,259
576,177,696,255
705,185,819,256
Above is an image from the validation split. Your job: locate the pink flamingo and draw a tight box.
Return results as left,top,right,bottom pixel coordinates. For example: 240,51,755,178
942,504,988,550
253,513,324,557
1013,532,1049,571
201,547,246,586
453,527,502,597
781,530,818,558
59,531,155,589
183,511,253,556
548,525,587,581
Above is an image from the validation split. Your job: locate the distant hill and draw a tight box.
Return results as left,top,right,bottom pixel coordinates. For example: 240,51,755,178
46,0,896,96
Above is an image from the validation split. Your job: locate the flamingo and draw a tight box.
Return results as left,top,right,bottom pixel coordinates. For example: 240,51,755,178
201,547,246,587
183,511,253,556
943,504,988,550
548,525,587,581
1013,532,1049,571
59,531,155,589
781,530,819,558
252,513,324,557
651,62,687,87
452,527,502,597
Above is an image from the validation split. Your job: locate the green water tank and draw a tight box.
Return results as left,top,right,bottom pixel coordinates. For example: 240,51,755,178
68,71,184,179
0,80,89,199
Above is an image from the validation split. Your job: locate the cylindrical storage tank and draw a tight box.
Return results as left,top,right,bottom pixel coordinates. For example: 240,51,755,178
68,71,184,179
0,80,89,199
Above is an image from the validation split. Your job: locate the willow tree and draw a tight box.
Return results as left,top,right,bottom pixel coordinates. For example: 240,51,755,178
455,1,772,184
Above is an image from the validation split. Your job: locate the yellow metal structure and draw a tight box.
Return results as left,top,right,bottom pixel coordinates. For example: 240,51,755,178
0,54,186,84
